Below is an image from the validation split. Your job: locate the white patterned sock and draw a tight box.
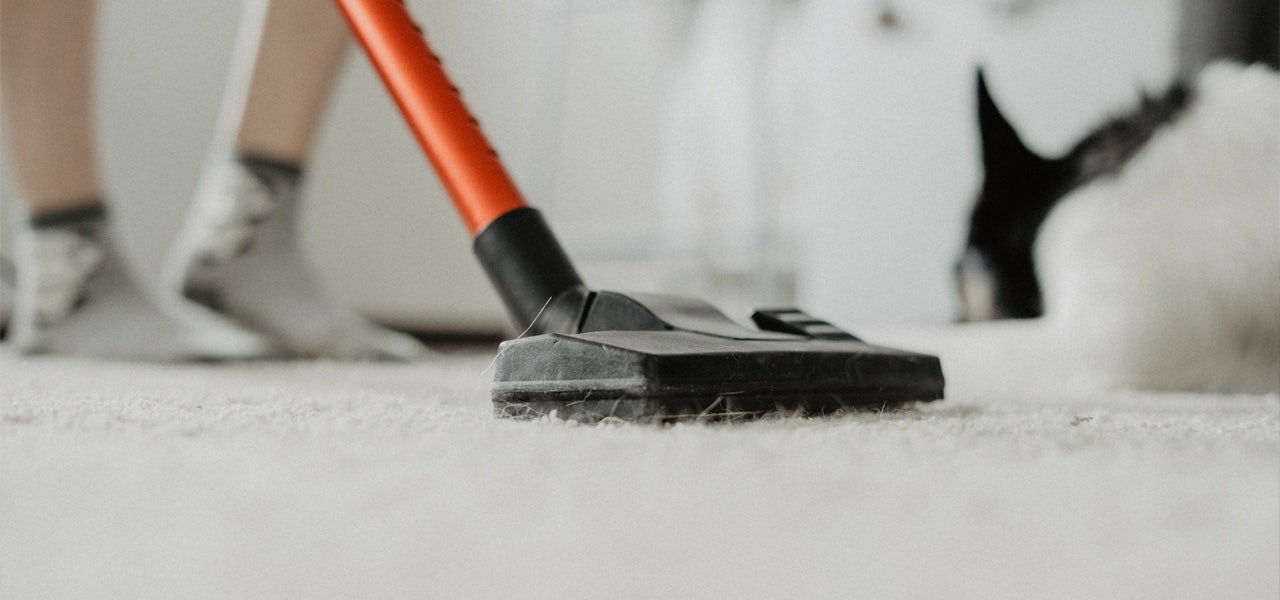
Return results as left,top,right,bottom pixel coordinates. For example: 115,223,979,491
9,204,276,361
163,156,428,361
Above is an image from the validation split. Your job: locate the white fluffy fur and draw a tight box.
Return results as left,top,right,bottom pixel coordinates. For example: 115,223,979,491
875,63,1279,396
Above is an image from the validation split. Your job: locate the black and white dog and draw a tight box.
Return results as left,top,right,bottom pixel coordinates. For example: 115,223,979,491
885,62,1278,395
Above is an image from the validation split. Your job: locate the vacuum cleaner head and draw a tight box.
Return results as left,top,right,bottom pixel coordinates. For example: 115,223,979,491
476,208,945,422
492,294,945,421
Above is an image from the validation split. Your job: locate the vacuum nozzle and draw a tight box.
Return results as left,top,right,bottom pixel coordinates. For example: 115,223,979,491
474,208,944,422
491,296,945,421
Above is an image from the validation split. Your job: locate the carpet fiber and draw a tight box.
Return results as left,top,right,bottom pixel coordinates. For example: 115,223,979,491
2,346,1277,599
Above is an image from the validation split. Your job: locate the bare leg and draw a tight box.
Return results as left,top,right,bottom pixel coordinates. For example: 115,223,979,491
0,0,101,213
234,0,350,164
163,0,427,360
0,0,274,360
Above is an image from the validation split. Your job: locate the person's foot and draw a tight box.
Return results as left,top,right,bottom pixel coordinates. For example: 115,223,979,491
162,155,428,361
9,204,277,361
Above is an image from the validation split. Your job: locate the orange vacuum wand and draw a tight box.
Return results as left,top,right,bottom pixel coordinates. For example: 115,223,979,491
336,0,525,236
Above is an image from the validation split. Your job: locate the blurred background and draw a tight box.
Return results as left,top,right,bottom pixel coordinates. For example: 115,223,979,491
0,0,1271,337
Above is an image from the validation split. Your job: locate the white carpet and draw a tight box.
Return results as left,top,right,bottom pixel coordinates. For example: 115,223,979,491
1,346,1276,599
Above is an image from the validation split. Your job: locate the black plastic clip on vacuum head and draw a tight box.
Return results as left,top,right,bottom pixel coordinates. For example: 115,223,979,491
475,207,945,422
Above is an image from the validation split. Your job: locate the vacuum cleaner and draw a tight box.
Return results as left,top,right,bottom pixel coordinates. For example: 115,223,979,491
335,0,945,421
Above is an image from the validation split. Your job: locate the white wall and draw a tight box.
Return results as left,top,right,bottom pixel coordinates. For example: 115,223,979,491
0,0,1181,334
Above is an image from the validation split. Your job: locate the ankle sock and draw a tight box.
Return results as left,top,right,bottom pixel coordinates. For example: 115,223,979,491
10,201,276,361
163,155,428,361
